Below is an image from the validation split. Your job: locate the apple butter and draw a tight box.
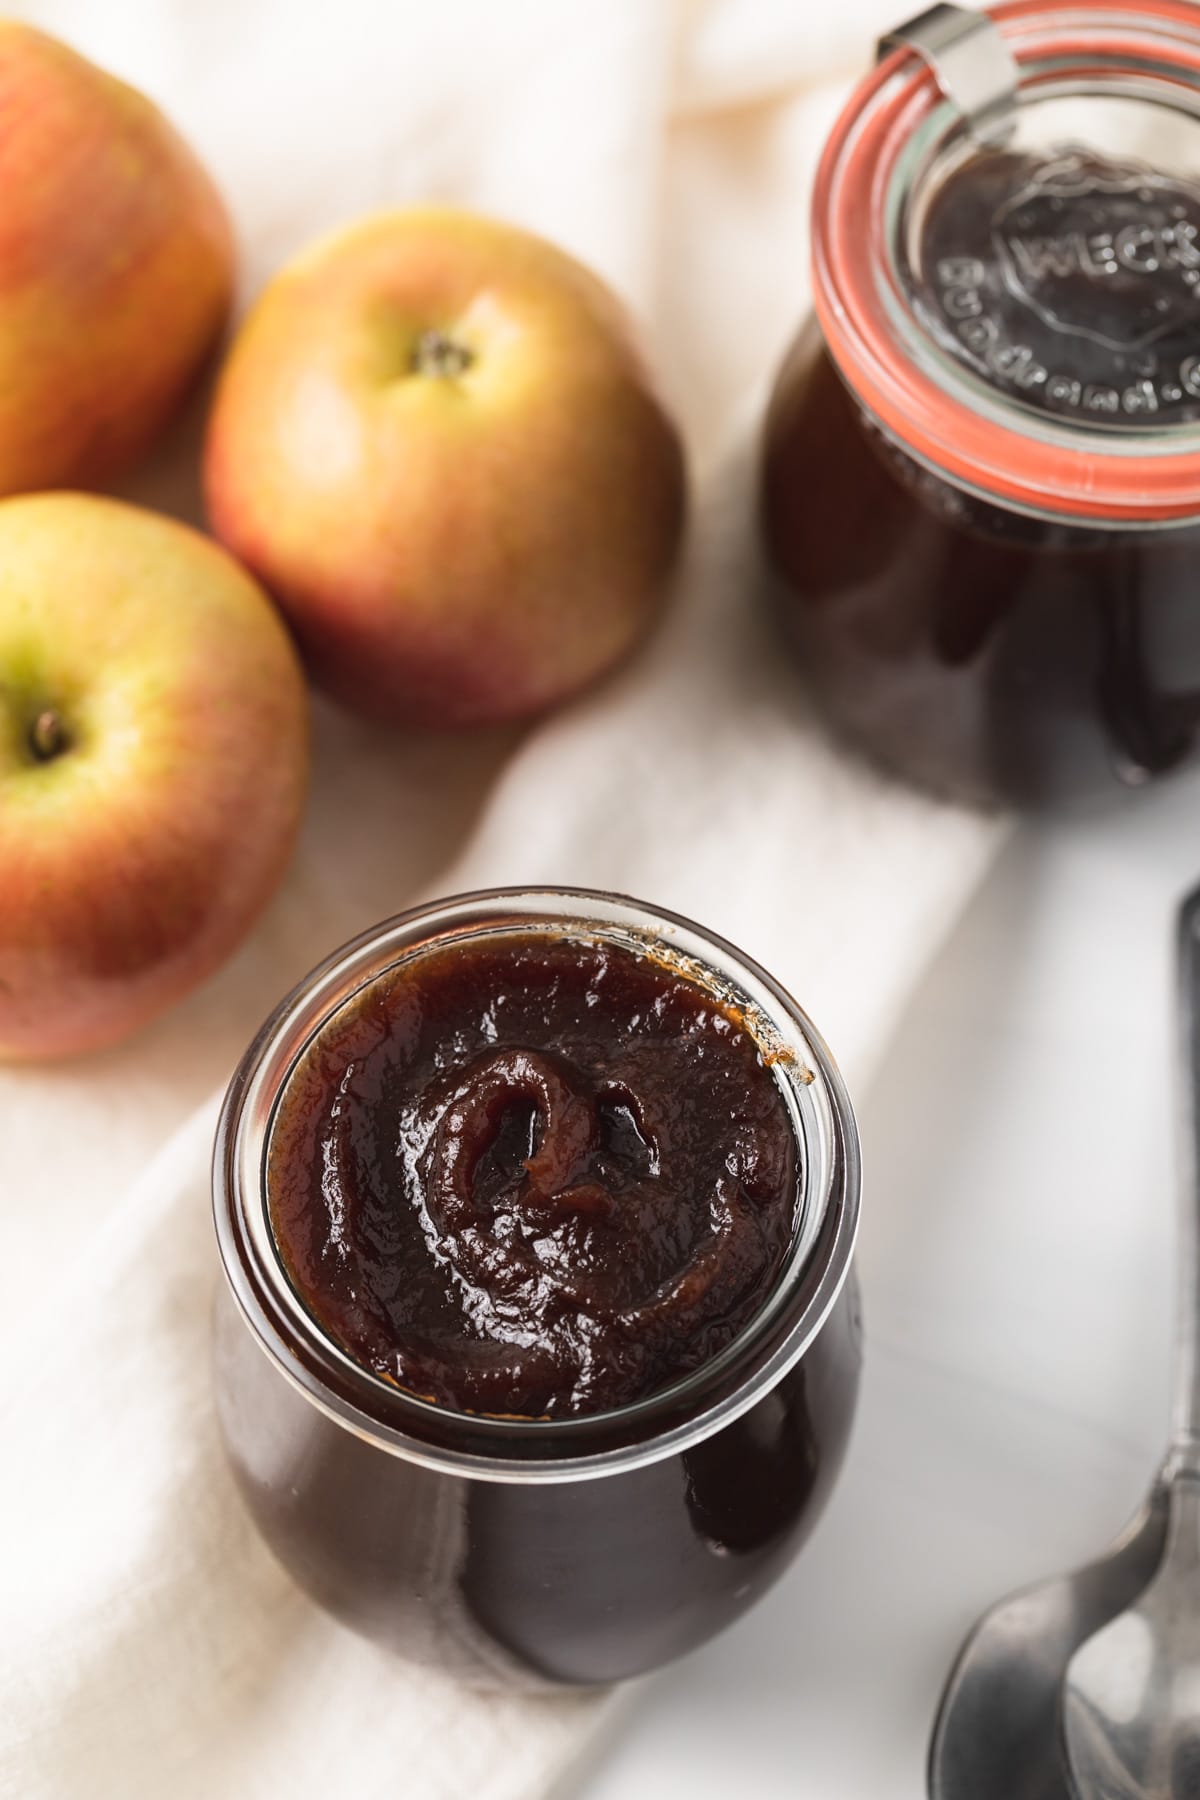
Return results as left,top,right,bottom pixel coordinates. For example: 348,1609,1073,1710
213,890,862,1687
763,1,1200,807
267,933,798,1419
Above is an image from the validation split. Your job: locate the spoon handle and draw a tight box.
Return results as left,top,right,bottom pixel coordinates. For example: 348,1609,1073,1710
1173,885,1200,1464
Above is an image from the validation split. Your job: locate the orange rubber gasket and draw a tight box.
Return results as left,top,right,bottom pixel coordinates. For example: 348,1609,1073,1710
813,0,1200,521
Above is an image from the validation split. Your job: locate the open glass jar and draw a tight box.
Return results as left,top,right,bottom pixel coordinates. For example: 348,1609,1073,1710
212,888,862,1690
762,0,1200,807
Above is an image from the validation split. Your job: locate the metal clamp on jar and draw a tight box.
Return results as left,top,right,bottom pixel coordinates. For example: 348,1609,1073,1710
762,0,1200,808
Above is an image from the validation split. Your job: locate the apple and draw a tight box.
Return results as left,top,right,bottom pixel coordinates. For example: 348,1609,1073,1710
204,208,685,726
0,494,308,1061
0,22,233,494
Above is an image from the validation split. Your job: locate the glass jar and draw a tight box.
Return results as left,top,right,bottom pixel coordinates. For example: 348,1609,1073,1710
212,888,862,1690
762,0,1200,807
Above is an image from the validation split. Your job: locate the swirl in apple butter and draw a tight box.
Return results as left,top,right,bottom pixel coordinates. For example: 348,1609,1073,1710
266,932,799,1419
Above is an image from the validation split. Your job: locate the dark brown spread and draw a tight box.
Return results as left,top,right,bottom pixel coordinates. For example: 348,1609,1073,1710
267,931,799,1419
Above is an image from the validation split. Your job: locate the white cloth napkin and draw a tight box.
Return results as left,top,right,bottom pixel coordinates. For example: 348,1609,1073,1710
0,3,1003,1796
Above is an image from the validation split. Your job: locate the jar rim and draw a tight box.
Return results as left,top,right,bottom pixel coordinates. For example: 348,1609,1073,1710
813,0,1200,522
212,887,861,1485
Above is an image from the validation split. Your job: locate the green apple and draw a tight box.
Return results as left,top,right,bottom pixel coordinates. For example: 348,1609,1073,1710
0,22,233,494
0,494,309,1060
204,208,686,726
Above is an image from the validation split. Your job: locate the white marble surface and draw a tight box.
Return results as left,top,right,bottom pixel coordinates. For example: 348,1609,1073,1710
568,767,1198,1800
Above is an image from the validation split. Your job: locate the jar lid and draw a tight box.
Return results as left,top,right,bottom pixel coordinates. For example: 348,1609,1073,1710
814,0,1200,522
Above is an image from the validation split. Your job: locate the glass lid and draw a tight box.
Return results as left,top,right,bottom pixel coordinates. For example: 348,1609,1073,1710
813,2,1200,522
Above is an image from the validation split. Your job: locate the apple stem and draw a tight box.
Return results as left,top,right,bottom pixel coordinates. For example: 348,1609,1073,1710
29,708,67,762
411,329,474,380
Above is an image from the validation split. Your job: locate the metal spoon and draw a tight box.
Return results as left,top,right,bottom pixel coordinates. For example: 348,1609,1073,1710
927,877,1200,1800
929,1492,1167,1800
1060,885,1200,1798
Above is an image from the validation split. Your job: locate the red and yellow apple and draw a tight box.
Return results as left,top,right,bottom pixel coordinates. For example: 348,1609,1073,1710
0,494,308,1061
0,22,233,494
205,209,685,726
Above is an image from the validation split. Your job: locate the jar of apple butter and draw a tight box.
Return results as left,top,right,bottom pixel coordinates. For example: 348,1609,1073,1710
212,888,862,1690
763,0,1200,807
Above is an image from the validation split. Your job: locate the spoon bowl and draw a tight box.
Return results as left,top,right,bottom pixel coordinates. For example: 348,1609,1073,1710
1062,1473,1200,1798
929,1494,1168,1800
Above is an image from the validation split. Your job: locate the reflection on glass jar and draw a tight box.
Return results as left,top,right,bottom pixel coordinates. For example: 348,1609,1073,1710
762,0,1200,808
212,889,863,1690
